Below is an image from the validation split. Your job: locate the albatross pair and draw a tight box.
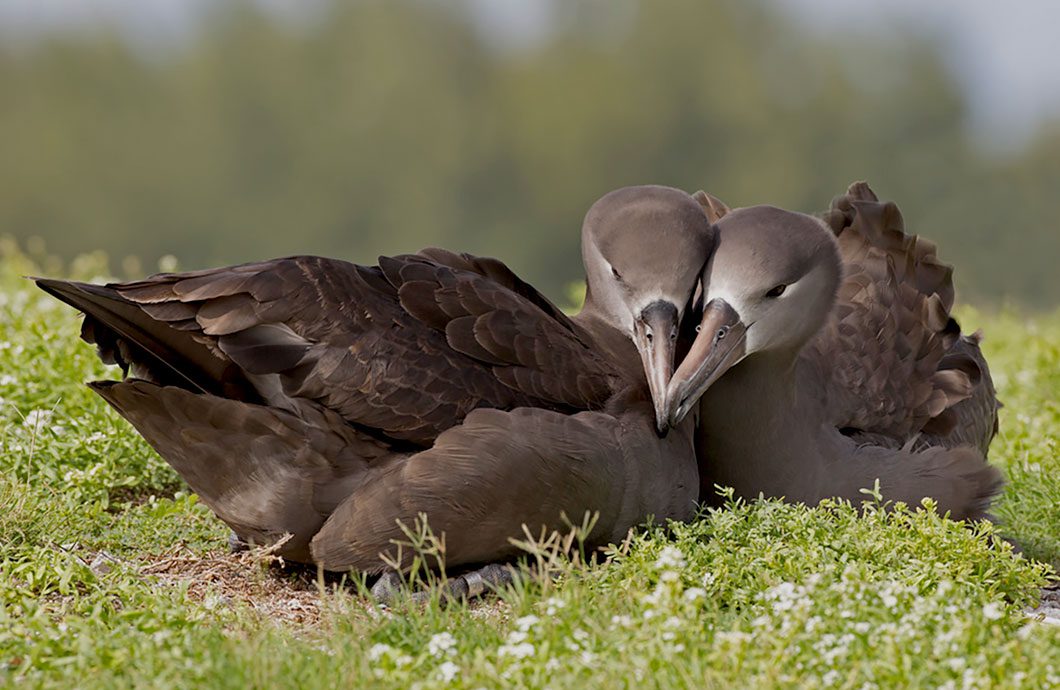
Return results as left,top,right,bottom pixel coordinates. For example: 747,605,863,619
35,182,1001,591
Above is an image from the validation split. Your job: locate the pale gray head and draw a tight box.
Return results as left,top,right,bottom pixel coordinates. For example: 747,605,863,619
581,185,715,432
665,204,842,427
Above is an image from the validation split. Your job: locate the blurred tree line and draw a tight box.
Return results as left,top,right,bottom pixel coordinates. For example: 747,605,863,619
1,0,1058,307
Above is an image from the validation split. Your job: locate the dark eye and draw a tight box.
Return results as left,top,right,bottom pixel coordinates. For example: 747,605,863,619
611,266,622,280
765,284,787,298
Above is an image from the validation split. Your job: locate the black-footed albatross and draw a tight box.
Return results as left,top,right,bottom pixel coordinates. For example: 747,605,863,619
35,185,713,592
667,182,1001,518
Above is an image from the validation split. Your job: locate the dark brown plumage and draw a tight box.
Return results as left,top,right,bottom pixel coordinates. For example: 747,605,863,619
36,185,713,574
666,182,1001,520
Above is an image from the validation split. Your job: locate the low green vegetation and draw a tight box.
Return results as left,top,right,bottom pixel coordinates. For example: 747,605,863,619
2,245,1059,689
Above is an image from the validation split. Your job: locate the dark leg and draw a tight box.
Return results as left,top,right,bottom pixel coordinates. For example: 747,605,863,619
228,532,250,554
370,563,520,606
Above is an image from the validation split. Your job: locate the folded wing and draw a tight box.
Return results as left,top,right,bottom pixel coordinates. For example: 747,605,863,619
36,251,617,447
808,182,999,453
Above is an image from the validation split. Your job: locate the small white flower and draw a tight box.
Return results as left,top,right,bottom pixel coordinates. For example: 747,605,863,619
0,374,15,386
880,593,898,609
368,643,393,662
579,650,596,665
610,614,632,628
514,614,540,632
683,587,706,603
428,632,457,657
716,630,751,645
506,630,528,645
655,546,686,570
572,628,589,642
663,616,682,629
543,596,566,615
982,602,1004,621
435,660,460,683
498,641,535,659
23,409,53,429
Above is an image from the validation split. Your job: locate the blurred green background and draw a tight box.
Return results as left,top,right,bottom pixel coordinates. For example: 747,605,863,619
1,0,1058,307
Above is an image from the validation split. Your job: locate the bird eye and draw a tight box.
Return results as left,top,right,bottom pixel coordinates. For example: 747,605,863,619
611,266,622,281
765,284,787,298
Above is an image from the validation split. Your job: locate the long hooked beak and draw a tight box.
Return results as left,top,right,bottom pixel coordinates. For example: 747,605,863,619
633,300,681,435
665,298,747,428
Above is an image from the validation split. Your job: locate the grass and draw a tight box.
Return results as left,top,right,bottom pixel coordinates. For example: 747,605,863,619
2,240,1060,689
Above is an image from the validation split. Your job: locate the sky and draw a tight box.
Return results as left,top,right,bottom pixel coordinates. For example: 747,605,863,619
2,0,1058,148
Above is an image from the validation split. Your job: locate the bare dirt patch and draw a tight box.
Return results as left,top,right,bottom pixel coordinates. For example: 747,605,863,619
137,541,336,627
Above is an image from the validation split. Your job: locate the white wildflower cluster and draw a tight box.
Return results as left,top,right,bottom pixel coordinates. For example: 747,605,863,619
498,614,540,661
83,432,107,445
428,631,457,657
542,596,566,616
563,628,596,664
683,587,706,603
62,462,107,485
812,631,857,667
755,579,815,635
366,642,413,680
0,342,24,358
435,660,460,684
23,408,52,429
655,545,687,571
981,602,1004,621
714,630,752,648
875,580,910,611
645,545,690,607
732,565,1029,689
21,407,65,435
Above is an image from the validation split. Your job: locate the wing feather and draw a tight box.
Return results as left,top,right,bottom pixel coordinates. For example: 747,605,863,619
809,182,998,450
38,252,617,448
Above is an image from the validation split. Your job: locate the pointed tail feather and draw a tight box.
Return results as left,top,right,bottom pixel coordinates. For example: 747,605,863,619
34,277,233,396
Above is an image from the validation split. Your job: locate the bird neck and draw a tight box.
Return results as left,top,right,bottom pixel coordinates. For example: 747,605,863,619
695,348,831,504
572,304,638,372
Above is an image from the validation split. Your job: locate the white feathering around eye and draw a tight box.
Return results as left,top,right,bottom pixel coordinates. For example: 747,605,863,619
584,238,634,333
